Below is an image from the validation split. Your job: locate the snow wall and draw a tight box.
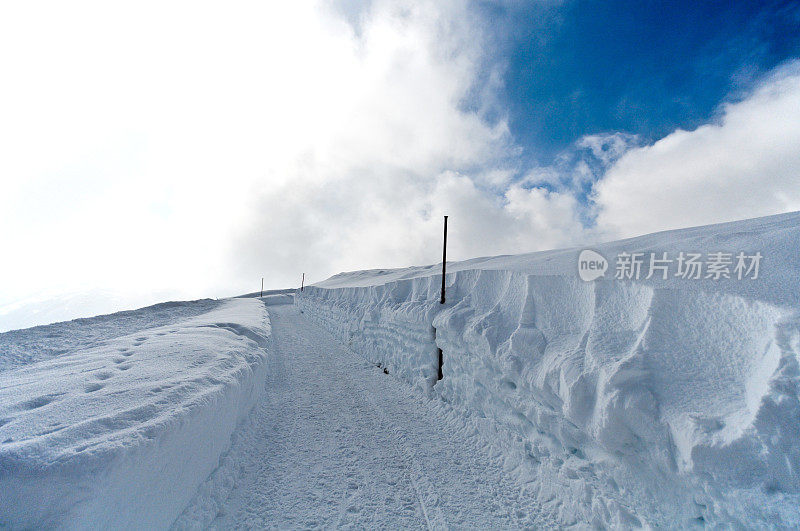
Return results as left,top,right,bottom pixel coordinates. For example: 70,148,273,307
0,298,271,529
296,212,800,527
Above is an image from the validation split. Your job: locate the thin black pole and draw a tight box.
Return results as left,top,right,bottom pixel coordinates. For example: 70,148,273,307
301,273,305,292
437,215,447,381
260,278,263,298
440,215,448,304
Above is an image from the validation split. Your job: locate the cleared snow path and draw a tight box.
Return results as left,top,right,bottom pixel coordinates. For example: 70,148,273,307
175,304,557,529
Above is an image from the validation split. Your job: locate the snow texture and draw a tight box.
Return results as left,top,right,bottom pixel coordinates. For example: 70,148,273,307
174,304,559,529
296,211,800,527
0,298,271,529
1,211,799,528
0,299,222,371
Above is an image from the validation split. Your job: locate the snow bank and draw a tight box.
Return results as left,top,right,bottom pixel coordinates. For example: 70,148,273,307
297,211,800,527
0,298,271,529
260,293,295,306
0,299,222,371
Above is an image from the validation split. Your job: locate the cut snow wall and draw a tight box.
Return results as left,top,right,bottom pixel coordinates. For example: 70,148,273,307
296,270,800,526
298,275,442,392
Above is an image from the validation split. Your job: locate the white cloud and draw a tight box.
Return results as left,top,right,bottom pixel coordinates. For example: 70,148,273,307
1,0,552,324
233,169,588,291
519,132,640,196
0,1,348,304
576,133,639,167
593,62,800,238
229,1,590,287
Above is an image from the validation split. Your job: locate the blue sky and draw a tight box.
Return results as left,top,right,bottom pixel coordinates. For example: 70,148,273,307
478,0,800,163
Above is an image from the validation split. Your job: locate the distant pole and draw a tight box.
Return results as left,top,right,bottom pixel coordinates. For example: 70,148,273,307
301,273,305,292
440,215,448,304
260,277,263,298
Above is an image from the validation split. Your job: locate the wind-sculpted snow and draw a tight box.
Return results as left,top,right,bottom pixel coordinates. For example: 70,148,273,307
297,211,800,527
0,298,271,529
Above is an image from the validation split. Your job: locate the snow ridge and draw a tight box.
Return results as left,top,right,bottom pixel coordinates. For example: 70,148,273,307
296,212,800,527
0,298,271,529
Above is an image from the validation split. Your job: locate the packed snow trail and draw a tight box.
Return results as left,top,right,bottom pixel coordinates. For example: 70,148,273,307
175,303,558,529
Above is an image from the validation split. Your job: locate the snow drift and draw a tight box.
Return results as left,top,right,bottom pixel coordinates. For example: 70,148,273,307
296,211,800,527
0,298,271,529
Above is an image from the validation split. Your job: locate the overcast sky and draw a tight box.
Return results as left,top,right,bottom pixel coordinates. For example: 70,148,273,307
2,0,800,329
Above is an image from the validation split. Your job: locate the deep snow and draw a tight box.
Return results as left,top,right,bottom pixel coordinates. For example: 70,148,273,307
174,304,559,529
0,298,271,528
297,211,800,527
1,211,798,528
0,299,222,371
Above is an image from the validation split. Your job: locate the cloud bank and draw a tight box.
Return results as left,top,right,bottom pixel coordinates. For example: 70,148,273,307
594,62,800,237
231,0,589,287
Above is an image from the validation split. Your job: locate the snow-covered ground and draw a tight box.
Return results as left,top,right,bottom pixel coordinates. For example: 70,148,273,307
1,211,798,528
297,211,800,527
0,298,271,528
174,304,559,529
0,299,222,371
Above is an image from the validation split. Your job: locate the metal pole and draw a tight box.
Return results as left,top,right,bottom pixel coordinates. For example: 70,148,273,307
436,216,448,381
260,278,263,298
440,215,448,304
301,273,305,292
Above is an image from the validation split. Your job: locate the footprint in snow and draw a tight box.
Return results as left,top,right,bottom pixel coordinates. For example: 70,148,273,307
19,393,63,410
38,424,67,436
85,383,104,393
94,371,114,381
